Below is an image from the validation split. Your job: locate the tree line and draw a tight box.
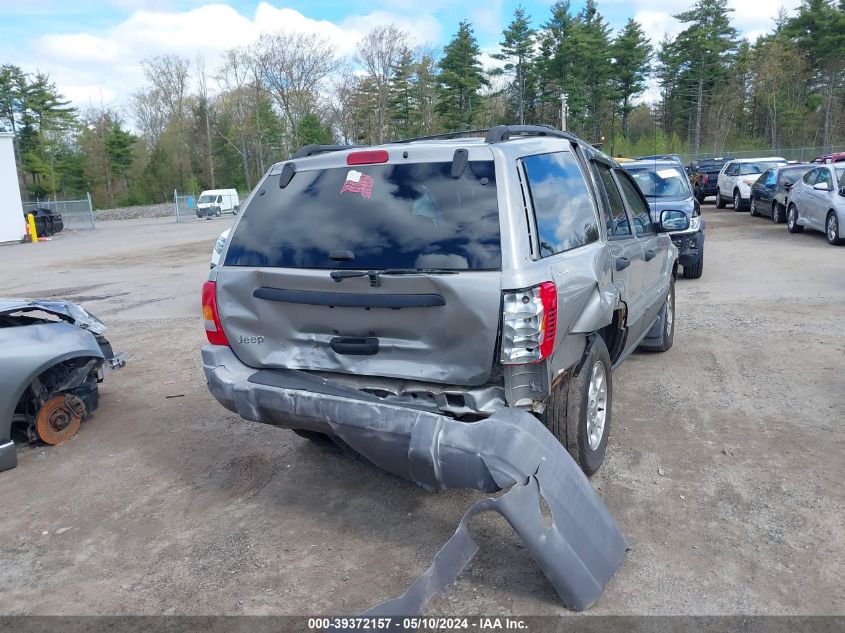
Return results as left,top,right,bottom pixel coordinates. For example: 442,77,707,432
0,0,842,208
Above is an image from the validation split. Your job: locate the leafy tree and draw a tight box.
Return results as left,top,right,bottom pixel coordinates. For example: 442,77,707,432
436,21,488,130
295,112,333,146
783,0,845,148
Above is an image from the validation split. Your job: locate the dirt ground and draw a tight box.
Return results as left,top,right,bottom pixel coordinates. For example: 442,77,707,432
0,206,842,617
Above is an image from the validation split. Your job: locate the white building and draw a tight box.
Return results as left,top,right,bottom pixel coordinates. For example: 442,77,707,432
0,132,26,243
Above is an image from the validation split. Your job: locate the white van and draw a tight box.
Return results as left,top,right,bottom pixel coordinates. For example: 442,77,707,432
196,189,239,218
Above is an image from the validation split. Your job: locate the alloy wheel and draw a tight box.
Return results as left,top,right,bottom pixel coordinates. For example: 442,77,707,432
586,361,608,451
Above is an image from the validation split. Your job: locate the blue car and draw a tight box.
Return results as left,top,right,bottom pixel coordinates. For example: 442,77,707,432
622,159,705,279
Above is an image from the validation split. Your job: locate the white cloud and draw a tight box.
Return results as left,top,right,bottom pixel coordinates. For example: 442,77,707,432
18,2,441,116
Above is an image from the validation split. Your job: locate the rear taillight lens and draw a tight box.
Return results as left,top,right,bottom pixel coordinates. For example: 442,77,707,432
500,282,557,364
701,174,709,184
202,281,229,346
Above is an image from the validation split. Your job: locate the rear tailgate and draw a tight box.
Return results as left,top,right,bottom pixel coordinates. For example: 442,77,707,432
216,150,503,387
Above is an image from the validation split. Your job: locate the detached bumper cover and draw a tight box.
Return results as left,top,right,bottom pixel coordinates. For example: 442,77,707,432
203,345,628,612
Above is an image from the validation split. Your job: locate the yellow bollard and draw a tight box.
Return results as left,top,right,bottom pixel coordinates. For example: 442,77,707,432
27,213,38,242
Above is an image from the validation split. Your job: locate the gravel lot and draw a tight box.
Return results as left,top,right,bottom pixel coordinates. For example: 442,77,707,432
0,205,842,617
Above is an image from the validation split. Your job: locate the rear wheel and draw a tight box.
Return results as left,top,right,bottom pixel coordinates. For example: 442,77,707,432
827,212,843,245
716,188,726,209
787,204,804,233
733,189,744,211
694,187,705,204
772,202,783,223
539,336,612,476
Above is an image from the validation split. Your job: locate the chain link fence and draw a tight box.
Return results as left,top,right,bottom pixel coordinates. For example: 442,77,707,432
682,145,845,165
174,190,244,222
22,193,96,231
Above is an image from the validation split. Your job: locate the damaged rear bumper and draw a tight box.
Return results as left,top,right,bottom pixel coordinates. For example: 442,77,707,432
203,345,628,612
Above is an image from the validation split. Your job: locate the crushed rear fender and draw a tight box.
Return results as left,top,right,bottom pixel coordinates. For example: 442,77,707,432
204,345,628,612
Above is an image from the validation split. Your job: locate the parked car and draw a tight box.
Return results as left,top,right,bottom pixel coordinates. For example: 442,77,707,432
210,228,230,268
0,300,126,472
812,152,845,165
23,207,64,237
622,159,705,279
786,163,845,245
716,157,787,210
202,125,687,476
688,158,729,203
749,164,814,223
196,189,239,218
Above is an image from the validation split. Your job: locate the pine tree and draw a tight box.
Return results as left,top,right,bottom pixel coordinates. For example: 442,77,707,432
492,7,536,125
671,0,739,151
436,21,488,130
611,19,652,136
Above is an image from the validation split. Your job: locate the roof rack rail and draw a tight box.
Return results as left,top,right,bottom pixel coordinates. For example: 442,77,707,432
292,144,361,159
484,125,578,144
390,129,490,144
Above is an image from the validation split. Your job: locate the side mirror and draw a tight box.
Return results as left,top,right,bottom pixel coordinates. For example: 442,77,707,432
658,209,690,232
813,181,831,191
839,186,845,197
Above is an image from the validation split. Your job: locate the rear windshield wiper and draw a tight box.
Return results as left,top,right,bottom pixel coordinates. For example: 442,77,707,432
330,268,459,287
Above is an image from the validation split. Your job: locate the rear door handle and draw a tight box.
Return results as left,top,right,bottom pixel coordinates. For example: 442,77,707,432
330,337,379,355
615,256,630,271
644,248,657,261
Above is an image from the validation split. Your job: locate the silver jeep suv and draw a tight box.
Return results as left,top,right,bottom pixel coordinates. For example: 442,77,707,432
202,125,685,475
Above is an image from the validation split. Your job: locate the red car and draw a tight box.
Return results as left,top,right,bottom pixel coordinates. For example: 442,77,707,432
812,152,845,164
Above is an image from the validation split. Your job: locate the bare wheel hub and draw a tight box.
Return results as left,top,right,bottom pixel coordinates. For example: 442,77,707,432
35,394,86,445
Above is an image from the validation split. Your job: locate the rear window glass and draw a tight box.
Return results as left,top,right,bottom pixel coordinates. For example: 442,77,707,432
225,160,500,270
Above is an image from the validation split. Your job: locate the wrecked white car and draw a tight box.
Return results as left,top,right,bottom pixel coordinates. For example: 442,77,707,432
0,299,126,472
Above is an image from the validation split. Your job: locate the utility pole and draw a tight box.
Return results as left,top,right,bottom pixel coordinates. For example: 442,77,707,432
560,93,568,131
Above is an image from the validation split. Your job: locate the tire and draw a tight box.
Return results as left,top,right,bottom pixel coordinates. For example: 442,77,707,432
539,336,612,476
827,212,843,245
733,189,745,211
641,277,676,352
750,197,760,217
772,202,783,223
715,188,726,208
694,187,705,204
683,250,704,279
787,204,804,233
215,207,221,217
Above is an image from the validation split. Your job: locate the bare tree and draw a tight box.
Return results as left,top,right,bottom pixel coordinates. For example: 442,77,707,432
354,25,411,143
140,55,192,181
196,56,215,188
250,31,340,150
131,88,167,144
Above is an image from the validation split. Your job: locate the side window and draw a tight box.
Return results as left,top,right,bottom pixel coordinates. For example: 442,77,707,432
522,152,600,257
764,170,776,186
590,161,632,238
818,168,834,188
726,163,738,176
614,169,655,236
803,169,818,185
217,195,223,203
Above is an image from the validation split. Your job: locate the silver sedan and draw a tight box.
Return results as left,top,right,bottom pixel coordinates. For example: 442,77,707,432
786,163,845,245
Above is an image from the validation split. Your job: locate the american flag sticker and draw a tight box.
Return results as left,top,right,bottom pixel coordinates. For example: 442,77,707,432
340,170,374,199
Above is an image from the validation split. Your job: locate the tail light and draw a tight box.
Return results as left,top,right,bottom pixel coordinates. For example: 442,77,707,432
500,282,557,364
202,281,229,346
701,174,709,184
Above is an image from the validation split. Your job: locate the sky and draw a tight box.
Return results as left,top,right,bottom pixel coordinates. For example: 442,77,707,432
0,0,802,115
